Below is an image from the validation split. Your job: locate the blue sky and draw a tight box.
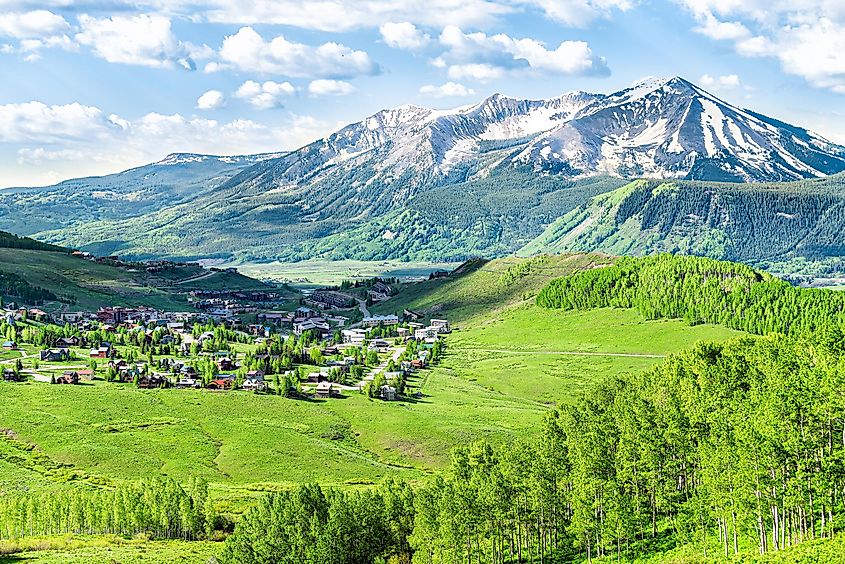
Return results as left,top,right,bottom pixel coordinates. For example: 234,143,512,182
1,0,844,187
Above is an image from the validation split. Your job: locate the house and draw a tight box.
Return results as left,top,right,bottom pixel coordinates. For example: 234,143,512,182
307,372,327,383
293,318,330,336
411,359,425,369
379,385,397,401
2,341,18,350
246,370,265,381
310,290,355,309
89,343,112,358
77,369,94,380
137,374,169,389
294,306,319,319
431,319,451,333
207,379,234,390
403,309,423,321
56,336,80,347
3,369,19,382
315,380,338,399
368,339,391,351
40,349,70,362
243,378,267,392
55,371,79,385
414,326,439,341
396,327,410,338
216,357,236,371
361,314,399,327
175,377,201,389
341,328,368,345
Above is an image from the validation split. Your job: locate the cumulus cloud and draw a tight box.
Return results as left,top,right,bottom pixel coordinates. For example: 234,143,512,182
0,9,74,58
235,79,296,109
0,98,337,187
0,9,68,38
211,26,379,78
676,1,845,93
196,89,225,110
201,0,513,31
380,22,430,50
307,79,355,96
0,101,114,143
437,25,608,81
75,14,206,69
419,81,476,97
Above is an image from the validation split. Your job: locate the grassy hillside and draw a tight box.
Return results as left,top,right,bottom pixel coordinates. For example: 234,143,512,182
0,249,267,311
369,253,616,323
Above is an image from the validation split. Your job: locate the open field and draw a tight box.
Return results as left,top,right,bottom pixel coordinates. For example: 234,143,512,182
0,249,269,312
0,537,219,563
235,259,458,287
0,310,741,501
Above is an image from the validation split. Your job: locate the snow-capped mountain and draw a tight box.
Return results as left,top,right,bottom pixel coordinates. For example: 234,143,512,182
241,76,845,196
13,76,845,265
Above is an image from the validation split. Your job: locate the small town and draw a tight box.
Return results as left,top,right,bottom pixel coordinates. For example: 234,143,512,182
0,273,450,402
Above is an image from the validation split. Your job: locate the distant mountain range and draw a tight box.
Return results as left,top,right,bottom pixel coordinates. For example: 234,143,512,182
3,76,845,272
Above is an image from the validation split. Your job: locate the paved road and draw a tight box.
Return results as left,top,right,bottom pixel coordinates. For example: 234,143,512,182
458,348,666,359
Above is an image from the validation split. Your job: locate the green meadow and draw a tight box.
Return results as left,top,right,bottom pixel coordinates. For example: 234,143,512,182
0,253,749,560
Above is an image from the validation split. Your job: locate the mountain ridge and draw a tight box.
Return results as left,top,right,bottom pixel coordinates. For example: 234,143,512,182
4,76,845,271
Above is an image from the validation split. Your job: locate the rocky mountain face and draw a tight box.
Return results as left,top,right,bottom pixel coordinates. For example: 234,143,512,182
6,77,845,268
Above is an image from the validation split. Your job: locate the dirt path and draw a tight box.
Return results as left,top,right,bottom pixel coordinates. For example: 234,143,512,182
175,271,216,285
458,348,666,359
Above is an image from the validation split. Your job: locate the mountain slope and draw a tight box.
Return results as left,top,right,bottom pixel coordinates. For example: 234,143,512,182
520,174,845,272
0,152,284,235
15,76,845,265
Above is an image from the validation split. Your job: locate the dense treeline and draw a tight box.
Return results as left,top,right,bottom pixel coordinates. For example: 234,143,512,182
0,272,59,305
221,479,415,564
244,332,844,564
0,230,68,253
536,254,845,336
0,477,211,540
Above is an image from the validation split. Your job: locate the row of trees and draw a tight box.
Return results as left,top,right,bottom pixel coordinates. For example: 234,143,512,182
221,480,415,564
537,254,845,336
0,477,212,541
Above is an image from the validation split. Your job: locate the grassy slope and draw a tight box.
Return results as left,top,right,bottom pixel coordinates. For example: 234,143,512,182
0,249,268,311
0,253,765,562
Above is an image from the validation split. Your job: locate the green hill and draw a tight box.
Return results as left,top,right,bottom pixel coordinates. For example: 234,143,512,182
0,248,268,311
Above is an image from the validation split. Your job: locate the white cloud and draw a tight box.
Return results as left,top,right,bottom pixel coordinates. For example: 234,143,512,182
235,79,296,109
196,89,225,110
75,14,203,69
523,0,634,27
0,101,113,143
16,147,86,165
201,0,513,31
0,9,74,57
380,22,430,50
438,25,608,81
0,9,68,38
676,1,845,93
212,26,379,78
307,79,355,96
0,98,337,187
699,73,741,90
419,81,476,97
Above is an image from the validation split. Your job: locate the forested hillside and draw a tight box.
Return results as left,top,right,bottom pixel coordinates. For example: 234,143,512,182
536,254,845,335
522,175,845,275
